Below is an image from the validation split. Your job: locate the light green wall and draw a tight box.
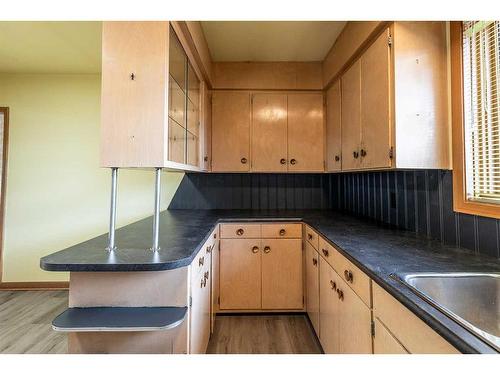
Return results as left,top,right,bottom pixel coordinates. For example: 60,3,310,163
0,73,184,282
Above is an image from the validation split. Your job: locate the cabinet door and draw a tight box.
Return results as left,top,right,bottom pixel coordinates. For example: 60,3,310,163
326,81,342,171
341,60,361,170
190,262,211,354
373,317,408,354
219,239,261,310
261,239,303,309
251,94,288,172
287,93,324,172
319,257,340,353
337,277,372,354
212,91,251,172
305,241,320,335
360,28,392,169
211,237,219,333
200,83,211,171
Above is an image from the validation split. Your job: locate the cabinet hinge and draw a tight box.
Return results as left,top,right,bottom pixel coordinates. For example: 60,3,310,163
189,296,193,308
388,34,393,46
371,320,376,337
389,147,394,159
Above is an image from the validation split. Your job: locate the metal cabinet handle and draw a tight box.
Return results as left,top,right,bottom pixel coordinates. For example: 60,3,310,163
204,270,209,280
206,245,212,254
308,233,313,240
360,149,367,157
241,157,247,164
344,269,354,283
322,248,329,257
199,256,204,267
290,159,297,165
312,258,318,266
236,228,244,236
263,246,271,254
279,229,286,236
335,155,340,162
280,158,286,165
337,289,344,301
252,246,259,254
330,280,336,290
353,151,359,159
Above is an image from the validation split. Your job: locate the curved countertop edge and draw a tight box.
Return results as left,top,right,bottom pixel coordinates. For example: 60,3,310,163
39,212,500,354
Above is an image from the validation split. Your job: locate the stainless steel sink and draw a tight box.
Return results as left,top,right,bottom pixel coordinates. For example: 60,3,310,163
397,273,500,352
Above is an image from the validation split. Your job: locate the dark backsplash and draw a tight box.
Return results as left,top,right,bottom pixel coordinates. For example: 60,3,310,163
169,170,500,259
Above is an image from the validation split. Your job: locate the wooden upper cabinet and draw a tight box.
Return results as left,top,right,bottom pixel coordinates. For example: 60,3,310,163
261,239,303,309
101,22,169,168
326,81,342,171
251,94,288,172
341,60,362,170
287,93,324,172
360,28,392,169
211,91,251,172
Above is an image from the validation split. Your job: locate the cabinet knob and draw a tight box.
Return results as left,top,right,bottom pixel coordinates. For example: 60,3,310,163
263,246,271,254
204,156,208,162
337,289,344,301
360,149,367,157
353,151,359,159
252,246,259,254
344,269,354,283
241,157,247,164
290,158,297,165
330,280,336,290
130,73,135,80
279,229,286,236
280,158,286,165
335,155,340,162
199,256,204,267
206,245,212,254
236,228,244,236
204,271,209,280
312,258,318,266
308,233,313,240
322,248,329,257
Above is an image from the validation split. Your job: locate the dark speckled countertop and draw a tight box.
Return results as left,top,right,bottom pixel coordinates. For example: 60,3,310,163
40,209,500,354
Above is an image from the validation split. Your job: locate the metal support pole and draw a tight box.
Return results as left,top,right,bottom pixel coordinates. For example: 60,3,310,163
106,167,118,252
151,168,162,252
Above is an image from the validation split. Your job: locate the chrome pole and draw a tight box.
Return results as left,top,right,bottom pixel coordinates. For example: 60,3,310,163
106,167,118,252
151,168,162,252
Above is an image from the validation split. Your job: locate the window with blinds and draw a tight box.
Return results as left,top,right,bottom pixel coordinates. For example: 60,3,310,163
462,21,500,204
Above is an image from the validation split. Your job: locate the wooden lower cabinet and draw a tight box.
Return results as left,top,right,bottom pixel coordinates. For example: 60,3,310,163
210,233,219,333
219,239,261,310
319,257,340,353
190,248,211,354
305,241,320,335
261,239,303,309
373,317,408,354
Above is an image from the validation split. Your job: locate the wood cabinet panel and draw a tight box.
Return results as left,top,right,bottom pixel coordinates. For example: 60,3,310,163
341,60,362,170
373,317,409,354
337,276,372,353
261,239,303,309
219,239,261,310
326,80,342,171
305,241,320,335
319,257,340,353
220,223,261,239
210,230,219,333
190,257,211,354
287,93,324,172
201,82,211,171
372,283,459,353
318,236,336,268
332,250,372,307
360,28,392,169
305,225,319,250
251,94,288,172
212,91,251,172
261,223,302,239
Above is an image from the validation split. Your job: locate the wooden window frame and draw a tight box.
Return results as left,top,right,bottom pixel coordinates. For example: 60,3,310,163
450,21,500,219
0,107,10,282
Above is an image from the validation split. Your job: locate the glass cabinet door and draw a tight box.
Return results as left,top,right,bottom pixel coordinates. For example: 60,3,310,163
187,62,200,166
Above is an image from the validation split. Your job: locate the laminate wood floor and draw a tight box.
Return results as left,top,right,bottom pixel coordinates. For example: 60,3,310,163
0,290,68,353
0,291,321,354
207,314,322,354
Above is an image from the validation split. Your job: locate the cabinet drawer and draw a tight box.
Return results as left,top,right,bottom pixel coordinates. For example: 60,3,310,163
333,250,371,307
193,242,212,276
372,283,459,354
220,224,261,239
262,223,302,238
304,225,319,249
318,237,336,268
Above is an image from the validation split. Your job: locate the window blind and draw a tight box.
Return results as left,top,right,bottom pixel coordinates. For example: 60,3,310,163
463,21,500,204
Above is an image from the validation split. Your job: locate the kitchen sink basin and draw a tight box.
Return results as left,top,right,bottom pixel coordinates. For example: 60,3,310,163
395,273,500,352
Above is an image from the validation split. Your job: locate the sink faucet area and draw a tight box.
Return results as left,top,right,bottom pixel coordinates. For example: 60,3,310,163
395,273,500,352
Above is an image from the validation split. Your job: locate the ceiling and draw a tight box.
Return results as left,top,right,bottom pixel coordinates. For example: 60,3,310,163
0,22,102,74
201,21,346,62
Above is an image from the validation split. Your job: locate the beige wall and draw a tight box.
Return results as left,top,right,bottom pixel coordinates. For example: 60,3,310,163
0,73,184,282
